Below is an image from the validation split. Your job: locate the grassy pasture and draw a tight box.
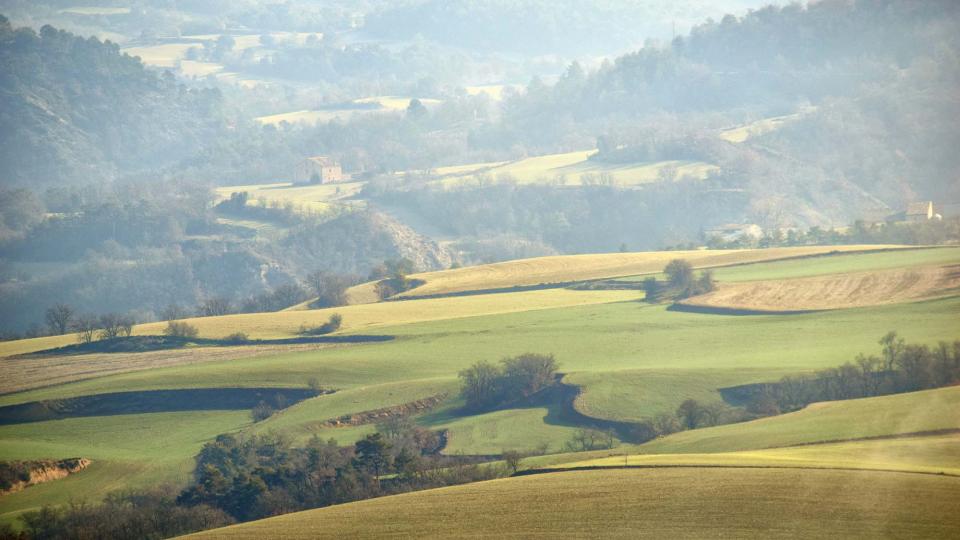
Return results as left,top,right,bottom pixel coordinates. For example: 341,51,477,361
0,411,250,524
0,288,641,363
639,386,960,454
4,294,957,417
560,433,960,475
566,368,793,422
183,467,960,539
708,245,960,282
375,245,912,299
432,149,717,187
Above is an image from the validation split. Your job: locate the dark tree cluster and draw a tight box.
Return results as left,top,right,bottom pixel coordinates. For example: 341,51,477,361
1,488,233,540
642,259,715,302
458,353,559,412
174,428,502,525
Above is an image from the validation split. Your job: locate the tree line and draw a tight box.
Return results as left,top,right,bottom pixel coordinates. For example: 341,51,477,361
743,332,960,415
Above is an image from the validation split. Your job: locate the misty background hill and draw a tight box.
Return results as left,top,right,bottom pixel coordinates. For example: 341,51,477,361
0,0,958,334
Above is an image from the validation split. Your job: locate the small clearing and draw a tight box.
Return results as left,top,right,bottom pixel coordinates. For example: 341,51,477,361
680,264,960,312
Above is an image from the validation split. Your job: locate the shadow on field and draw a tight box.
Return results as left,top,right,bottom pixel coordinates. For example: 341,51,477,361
21,334,394,357
0,387,328,425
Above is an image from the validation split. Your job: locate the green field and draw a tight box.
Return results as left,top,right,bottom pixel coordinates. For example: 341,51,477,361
183,467,960,539
561,433,960,475
638,386,960,454
567,368,792,421
1,247,959,528
5,295,957,409
0,411,250,523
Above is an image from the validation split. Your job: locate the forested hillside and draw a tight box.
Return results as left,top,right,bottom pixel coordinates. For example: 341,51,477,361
0,16,225,186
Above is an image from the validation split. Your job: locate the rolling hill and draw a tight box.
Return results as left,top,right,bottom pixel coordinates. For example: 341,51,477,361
181,467,960,539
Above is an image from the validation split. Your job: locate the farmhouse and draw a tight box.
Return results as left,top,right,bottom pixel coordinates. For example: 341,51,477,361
294,156,344,184
886,201,941,223
705,223,763,243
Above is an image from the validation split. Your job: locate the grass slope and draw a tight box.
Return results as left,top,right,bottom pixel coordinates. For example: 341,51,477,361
566,368,792,422
4,296,957,409
0,411,250,524
562,433,960,476
0,288,639,358
183,468,960,539
639,386,960,454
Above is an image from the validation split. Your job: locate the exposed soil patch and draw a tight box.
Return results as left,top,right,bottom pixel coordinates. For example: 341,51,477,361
1,458,91,495
0,388,322,425
678,264,960,312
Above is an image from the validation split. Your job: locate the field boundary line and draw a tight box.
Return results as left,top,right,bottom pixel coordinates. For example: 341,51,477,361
513,463,960,479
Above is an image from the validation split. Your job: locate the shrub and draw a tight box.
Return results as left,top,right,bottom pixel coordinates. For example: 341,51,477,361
164,321,199,339
300,314,342,336
251,401,274,422
222,332,249,344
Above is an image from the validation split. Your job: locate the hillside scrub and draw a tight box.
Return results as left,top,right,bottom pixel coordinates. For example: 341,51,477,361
459,353,559,412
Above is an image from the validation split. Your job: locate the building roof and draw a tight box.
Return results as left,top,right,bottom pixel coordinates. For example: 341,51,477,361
905,201,932,216
304,156,338,167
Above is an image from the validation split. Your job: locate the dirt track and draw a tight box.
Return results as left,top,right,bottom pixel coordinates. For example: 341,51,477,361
680,264,960,312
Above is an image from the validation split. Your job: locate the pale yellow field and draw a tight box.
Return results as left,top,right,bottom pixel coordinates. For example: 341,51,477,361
121,43,202,67
215,181,365,212
433,149,717,187
681,263,960,311
179,61,225,77
181,33,322,51
464,84,519,100
719,107,816,143
561,433,960,476
255,96,440,127
255,110,360,126
0,289,641,357
353,96,442,110
351,245,912,300
60,6,130,15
